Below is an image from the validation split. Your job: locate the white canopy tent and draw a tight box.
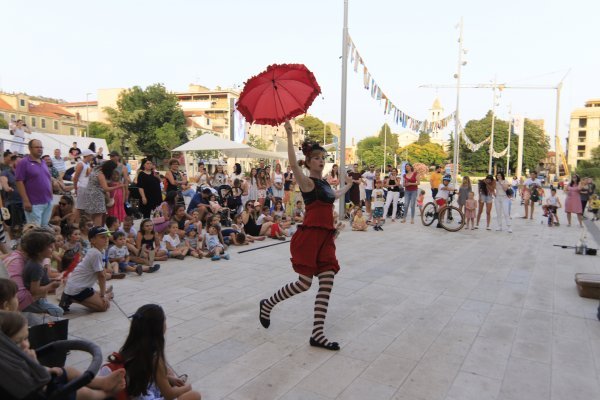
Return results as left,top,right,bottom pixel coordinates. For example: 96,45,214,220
171,133,288,176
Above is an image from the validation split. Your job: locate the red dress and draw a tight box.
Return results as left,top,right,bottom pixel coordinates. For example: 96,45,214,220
107,182,126,222
290,178,340,276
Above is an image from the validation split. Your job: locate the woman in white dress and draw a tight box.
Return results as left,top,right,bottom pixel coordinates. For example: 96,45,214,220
248,168,259,201
271,163,284,199
9,119,31,154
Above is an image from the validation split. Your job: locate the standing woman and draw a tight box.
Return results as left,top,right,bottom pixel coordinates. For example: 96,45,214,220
80,160,122,226
272,163,284,199
327,164,339,189
248,167,259,201
580,177,591,218
383,168,401,222
256,169,268,207
565,174,584,227
476,175,495,230
259,121,352,351
231,162,244,184
164,159,185,195
457,176,472,214
0,153,26,238
136,158,163,219
211,164,228,187
494,172,512,232
283,165,294,204
402,163,420,224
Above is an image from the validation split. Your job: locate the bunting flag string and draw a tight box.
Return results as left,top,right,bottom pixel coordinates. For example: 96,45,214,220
457,120,509,156
347,34,455,133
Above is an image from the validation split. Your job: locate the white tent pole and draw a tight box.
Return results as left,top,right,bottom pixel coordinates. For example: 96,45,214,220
338,0,349,218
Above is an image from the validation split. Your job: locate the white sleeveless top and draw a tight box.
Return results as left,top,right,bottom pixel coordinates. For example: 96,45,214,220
78,161,91,188
274,172,283,184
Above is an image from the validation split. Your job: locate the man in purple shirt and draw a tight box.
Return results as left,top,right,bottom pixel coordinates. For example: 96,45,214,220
15,139,53,226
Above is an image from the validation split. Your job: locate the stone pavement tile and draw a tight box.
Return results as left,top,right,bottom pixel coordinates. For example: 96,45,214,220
166,336,214,364
550,370,600,400
283,344,336,372
393,352,463,400
279,388,333,400
427,322,479,358
232,341,297,371
552,313,589,340
337,377,396,400
228,358,312,400
384,324,443,361
189,338,256,369
510,339,552,364
339,330,396,362
192,362,261,400
294,354,369,398
495,282,529,308
360,353,417,388
468,282,502,303
551,336,596,372
444,371,501,400
497,357,550,400
461,336,511,380
171,357,220,386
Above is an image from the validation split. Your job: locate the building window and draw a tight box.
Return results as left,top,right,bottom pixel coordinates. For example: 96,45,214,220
578,130,586,138
54,121,59,130
578,151,585,157
31,117,36,127
20,116,27,124
579,118,587,128
70,127,75,135
10,114,16,121
41,119,46,128
578,145,586,151
19,99,25,107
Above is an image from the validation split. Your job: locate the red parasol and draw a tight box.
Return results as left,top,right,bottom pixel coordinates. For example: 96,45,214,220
236,63,321,126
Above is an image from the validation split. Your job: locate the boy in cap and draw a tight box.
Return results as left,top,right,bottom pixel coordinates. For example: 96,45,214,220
60,226,114,313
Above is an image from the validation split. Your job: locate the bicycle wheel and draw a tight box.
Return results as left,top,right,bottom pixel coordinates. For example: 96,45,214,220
439,206,465,232
421,202,436,226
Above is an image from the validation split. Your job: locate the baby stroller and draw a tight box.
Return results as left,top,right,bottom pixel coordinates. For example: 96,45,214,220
125,185,143,219
0,331,103,400
217,185,235,226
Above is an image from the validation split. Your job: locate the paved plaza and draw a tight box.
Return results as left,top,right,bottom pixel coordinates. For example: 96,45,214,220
59,198,600,400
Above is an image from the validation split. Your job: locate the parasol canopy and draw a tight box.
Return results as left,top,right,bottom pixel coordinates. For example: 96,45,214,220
236,63,321,126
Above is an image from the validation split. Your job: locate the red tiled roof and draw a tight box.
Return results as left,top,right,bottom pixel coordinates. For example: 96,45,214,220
61,101,98,107
28,103,75,118
0,98,14,111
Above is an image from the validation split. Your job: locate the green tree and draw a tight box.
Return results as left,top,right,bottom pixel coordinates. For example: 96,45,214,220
296,116,334,143
416,132,431,145
576,144,600,184
448,111,549,174
377,123,399,154
397,142,447,166
0,116,8,129
104,84,187,161
88,121,121,151
247,134,270,151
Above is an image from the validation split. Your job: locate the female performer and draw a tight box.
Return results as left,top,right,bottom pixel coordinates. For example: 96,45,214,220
259,121,352,351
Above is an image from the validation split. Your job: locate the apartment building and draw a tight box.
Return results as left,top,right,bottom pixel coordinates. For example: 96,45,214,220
567,99,600,170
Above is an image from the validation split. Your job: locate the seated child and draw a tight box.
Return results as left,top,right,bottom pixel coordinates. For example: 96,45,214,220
257,206,273,225
0,311,127,399
51,234,65,272
204,225,229,261
269,215,287,240
161,222,190,260
231,214,264,242
293,200,305,223
184,225,205,258
208,194,222,213
60,226,115,313
352,209,368,231
109,232,160,275
135,219,168,265
20,228,63,317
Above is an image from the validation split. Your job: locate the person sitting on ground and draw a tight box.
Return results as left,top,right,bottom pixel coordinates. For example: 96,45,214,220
100,304,201,400
293,200,304,223
162,222,190,260
50,195,76,229
0,278,18,311
0,310,127,399
204,224,229,261
109,232,160,276
186,188,212,219
60,226,115,313
135,219,168,265
20,227,63,317
230,214,263,242
351,208,368,231
171,205,191,239
184,225,205,258
269,214,287,240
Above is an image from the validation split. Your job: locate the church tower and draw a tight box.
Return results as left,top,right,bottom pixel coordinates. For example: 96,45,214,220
428,97,444,141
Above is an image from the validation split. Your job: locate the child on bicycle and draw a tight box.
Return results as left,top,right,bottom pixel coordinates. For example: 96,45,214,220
543,188,561,226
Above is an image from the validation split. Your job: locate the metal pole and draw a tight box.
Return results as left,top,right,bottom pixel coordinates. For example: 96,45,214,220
453,17,464,187
383,124,387,169
554,83,562,181
488,78,497,175
338,0,349,217
86,92,92,137
324,120,326,145
506,104,512,175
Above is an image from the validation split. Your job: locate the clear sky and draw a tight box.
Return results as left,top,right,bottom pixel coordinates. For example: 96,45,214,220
3,0,599,148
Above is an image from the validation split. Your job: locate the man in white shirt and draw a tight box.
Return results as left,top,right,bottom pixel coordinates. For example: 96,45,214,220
523,171,542,219
51,148,68,179
362,165,376,216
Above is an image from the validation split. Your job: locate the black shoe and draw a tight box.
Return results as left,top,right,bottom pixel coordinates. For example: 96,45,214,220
378,225,383,231
149,264,160,273
59,293,72,312
309,337,340,351
259,299,270,328
597,301,600,321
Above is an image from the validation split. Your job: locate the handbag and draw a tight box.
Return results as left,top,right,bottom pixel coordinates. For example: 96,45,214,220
28,316,69,367
0,207,10,221
151,205,165,224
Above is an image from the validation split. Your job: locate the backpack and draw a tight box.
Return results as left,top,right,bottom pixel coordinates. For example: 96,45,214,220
104,352,128,400
530,186,540,202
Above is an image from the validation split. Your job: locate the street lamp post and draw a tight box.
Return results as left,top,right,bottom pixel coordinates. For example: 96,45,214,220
453,18,465,187
338,0,349,218
85,92,92,137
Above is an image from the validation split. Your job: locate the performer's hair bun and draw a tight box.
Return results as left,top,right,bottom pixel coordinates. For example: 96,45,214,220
301,140,326,156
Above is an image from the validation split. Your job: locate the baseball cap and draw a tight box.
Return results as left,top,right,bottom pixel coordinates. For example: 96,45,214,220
88,226,111,239
81,149,95,157
109,150,120,157
185,224,196,234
